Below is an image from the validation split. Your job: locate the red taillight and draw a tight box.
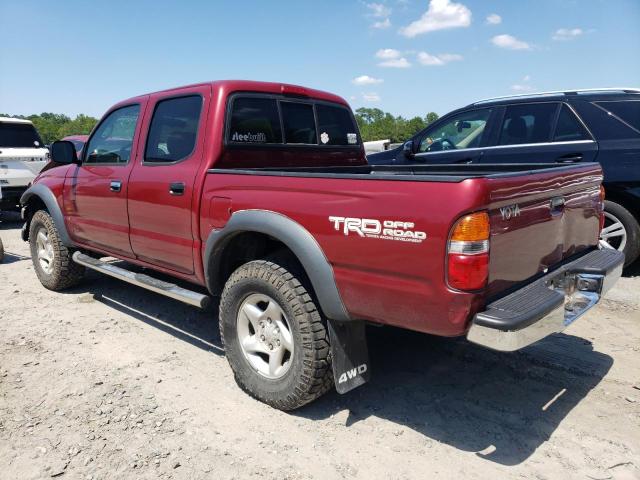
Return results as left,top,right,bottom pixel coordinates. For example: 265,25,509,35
599,185,606,232
447,211,490,291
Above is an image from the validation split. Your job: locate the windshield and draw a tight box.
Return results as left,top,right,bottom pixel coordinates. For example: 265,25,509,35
0,122,43,148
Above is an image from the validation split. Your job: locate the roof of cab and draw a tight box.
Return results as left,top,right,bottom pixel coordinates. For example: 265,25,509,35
114,80,350,110
0,116,34,125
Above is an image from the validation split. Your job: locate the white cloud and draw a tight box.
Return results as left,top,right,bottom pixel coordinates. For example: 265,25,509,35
362,92,381,102
366,3,392,29
367,2,391,17
552,28,583,41
372,18,392,29
399,0,471,38
352,75,384,86
417,51,463,66
486,13,501,25
511,84,534,92
491,34,531,50
511,75,534,92
376,48,402,59
375,48,412,67
379,57,412,68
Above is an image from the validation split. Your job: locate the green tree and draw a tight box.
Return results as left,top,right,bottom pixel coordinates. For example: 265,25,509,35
354,108,438,143
1,112,98,144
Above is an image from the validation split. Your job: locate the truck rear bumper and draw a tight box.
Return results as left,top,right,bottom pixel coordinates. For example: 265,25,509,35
467,249,624,352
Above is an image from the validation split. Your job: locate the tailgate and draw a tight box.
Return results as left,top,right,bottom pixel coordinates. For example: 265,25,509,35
485,164,603,296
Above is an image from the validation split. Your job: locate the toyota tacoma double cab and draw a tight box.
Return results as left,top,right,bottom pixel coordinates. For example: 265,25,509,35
21,80,624,410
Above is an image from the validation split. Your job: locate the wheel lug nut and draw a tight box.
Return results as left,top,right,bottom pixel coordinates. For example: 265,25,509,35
267,318,272,324
260,335,265,341
268,344,273,350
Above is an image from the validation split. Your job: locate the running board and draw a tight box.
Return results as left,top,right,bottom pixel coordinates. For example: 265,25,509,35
72,252,210,309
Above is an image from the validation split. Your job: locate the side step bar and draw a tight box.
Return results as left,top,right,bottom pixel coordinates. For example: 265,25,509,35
72,252,211,309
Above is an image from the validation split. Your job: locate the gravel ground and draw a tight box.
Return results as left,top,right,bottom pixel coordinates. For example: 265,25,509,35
1,214,639,480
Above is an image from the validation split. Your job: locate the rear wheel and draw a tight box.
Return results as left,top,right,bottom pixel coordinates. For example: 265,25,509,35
599,200,640,267
29,210,85,290
219,260,333,410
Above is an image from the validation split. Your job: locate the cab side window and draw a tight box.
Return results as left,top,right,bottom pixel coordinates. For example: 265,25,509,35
418,108,491,153
84,105,140,164
554,104,591,142
498,103,557,146
145,96,202,163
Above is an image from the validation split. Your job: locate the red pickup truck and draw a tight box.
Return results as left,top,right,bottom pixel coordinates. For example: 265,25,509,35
21,80,624,410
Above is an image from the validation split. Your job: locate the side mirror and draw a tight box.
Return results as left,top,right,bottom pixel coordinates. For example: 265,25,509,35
457,121,471,132
403,140,415,158
50,141,79,165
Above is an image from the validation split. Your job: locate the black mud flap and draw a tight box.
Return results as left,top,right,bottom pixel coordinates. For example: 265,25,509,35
327,320,371,394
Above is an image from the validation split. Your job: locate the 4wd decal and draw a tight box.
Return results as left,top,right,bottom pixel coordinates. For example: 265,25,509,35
337,363,368,385
329,216,427,243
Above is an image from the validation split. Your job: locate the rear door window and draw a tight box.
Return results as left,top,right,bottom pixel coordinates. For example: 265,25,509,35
596,101,640,133
281,102,317,144
145,95,202,163
553,104,591,142
316,104,359,146
498,103,558,146
228,97,282,144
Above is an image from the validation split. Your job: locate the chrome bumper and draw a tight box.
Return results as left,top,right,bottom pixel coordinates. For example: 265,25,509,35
467,249,624,352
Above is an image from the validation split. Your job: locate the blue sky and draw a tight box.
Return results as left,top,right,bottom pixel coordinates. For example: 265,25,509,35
1,0,639,119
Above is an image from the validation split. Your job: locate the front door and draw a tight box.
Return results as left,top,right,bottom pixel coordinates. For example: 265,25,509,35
410,108,495,164
127,86,210,274
64,102,146,256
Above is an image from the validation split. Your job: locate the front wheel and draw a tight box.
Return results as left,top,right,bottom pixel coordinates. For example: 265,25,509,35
29,210,85,290
219,260,333,410
599,200,640,267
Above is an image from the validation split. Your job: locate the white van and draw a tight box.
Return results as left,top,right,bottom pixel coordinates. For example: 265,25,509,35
0,117,49,211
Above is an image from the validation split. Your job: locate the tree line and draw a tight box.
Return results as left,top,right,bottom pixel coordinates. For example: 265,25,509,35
2,108,439,146
354,108,439,143
0,112,98,145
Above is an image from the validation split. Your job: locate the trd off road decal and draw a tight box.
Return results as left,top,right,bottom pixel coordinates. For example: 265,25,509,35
329,216,427,243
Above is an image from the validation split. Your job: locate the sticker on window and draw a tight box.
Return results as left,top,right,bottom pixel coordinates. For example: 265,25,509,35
231,131,267,143
347,133,357,144
320,132,329,144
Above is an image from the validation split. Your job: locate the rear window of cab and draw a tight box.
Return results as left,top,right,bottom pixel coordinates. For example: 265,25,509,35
227,95,360,147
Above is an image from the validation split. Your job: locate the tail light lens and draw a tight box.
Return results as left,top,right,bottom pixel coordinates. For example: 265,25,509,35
447,211,490,291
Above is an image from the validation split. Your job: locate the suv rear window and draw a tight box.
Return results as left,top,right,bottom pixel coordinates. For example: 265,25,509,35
228,97,282,144
227,95,360,147
498,103,558,146
596,101,640,133
0,122,43,148
554,104,591,142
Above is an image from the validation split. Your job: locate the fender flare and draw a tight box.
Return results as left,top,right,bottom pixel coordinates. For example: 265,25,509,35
20,184,74,246
204,209,350,322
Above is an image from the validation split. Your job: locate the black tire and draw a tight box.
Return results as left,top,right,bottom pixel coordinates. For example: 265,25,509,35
219,260,333,410
29,210,85,290
602,200,640,267
0,237,4,262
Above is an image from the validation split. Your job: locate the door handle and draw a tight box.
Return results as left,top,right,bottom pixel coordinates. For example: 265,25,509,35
556,153,583,163
169,182,185,196
110,180,122,192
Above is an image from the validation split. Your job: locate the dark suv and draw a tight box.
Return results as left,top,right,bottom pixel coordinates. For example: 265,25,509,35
367,88,640,266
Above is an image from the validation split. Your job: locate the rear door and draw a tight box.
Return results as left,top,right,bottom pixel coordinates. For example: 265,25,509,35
64,102,146,256
410,108,496,164
478,102,598,164
127,85,210,274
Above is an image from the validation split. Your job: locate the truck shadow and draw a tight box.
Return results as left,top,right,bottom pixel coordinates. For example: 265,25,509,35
61,264,612,467
297,326,612,466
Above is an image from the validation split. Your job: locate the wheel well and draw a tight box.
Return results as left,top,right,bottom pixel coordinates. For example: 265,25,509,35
604,189,640,219
22,196,48,241
209,231,307,296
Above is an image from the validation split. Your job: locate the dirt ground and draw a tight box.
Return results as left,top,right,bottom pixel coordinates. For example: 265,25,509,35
1,213,639,480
